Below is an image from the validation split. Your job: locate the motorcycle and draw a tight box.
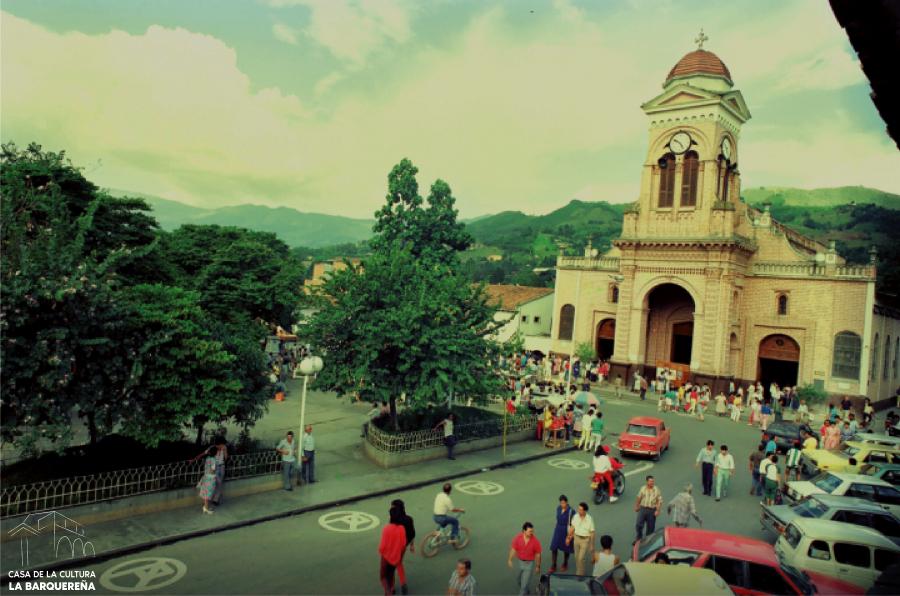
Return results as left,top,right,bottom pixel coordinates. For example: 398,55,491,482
591,461,626,505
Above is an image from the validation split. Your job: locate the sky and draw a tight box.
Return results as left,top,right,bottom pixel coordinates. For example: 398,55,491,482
2,0,899,218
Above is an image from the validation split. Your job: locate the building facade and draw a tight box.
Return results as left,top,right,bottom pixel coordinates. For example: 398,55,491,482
550,43,900,404
484,285,555,354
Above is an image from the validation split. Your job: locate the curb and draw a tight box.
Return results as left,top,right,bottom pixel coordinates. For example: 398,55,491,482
1,444,575,581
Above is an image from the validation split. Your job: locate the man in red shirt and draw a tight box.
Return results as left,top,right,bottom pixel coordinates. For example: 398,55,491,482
508,521,542,595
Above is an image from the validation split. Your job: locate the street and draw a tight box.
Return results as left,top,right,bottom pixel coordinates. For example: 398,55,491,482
70,396,774,595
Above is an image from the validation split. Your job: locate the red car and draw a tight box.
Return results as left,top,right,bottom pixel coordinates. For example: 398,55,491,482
617,416,670,461
632,527,862,595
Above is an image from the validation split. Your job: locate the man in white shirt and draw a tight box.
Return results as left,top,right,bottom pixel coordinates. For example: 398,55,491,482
566,502,595,576
713,444,735,501
434,414,457,460
579,409,595,451
300,425,316,485
433,483,464,542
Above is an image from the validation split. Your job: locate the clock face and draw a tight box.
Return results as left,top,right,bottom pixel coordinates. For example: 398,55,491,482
669,132,691,154
721,138,733,160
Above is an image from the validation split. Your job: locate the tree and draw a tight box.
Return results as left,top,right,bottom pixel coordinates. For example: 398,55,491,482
304,159,501,429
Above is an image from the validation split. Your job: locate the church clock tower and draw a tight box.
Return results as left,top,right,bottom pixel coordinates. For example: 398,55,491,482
621,30,752,241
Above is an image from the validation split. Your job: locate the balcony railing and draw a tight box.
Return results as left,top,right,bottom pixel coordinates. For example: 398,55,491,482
556,256,621,271
751,262,874,279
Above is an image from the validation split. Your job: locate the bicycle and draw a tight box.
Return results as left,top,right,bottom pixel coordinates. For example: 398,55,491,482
420,512,471,557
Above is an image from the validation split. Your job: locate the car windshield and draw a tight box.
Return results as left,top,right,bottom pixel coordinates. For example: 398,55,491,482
812,473,843,494
627,424,657,437
636,530,665,561
841,446,859,457
793,498,828,518
780,563,814,596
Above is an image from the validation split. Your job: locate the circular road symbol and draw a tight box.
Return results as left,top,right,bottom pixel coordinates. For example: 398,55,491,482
548,458,589,470
99,557,187,593
318,511,380,533
455,480,504,496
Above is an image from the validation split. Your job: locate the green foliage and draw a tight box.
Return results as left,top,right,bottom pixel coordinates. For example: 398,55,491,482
0,143,292,453
796,383,829,406
575,342,596,364
304,160,504,428
373,405,501,433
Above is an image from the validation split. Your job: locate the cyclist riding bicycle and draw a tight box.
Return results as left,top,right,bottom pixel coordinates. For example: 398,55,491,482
433,482,465,543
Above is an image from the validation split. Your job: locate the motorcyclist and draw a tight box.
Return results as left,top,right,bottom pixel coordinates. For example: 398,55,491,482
592,445,623,502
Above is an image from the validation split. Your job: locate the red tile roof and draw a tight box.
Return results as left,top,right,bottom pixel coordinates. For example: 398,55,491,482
482,285,553,311
666,49,732,84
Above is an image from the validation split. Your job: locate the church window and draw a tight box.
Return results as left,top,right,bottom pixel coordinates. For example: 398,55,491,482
657,153,676,208
718,158,731,201
609,284,619,304
558,304,575,340
832,332,861,380
777,294,788,316
680,151,699,207
885,336,892,381
871,333,880,381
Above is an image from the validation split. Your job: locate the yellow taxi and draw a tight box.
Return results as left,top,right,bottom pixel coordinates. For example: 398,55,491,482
800,440,900,477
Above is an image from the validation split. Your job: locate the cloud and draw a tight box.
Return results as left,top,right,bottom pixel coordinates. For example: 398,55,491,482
266,0,412,67
2,0,898,221
272,23,298,45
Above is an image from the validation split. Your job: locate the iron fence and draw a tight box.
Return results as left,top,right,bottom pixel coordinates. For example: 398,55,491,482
366,413,538,453
0,450,280,518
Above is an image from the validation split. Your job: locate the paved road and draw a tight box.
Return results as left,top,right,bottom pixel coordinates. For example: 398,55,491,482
60,398,776,595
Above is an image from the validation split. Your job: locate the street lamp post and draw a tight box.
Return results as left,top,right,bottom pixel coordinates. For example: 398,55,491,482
297,355,324,485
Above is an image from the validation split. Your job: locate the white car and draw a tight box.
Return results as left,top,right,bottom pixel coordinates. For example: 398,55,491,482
784,471,900,515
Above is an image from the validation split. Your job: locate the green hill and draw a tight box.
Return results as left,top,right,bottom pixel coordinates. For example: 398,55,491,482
743,186,900,209
107,188,375,248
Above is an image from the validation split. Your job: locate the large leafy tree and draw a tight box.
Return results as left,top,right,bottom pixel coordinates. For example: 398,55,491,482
304,159,503,429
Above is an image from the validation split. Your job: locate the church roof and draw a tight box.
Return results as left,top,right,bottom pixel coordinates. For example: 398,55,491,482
666,49,732,85
483,285,553,311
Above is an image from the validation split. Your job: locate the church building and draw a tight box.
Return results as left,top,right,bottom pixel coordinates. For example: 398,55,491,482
550,37,900,404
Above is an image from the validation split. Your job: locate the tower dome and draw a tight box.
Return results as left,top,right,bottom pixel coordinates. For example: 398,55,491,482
665,49,733,86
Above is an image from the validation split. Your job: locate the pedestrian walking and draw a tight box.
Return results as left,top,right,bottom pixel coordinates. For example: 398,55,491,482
548,495,575,573
633,476,662,541
714,392,727,417
276,431,297,491
713,445,735,501
508,522,542,596
589,412,604,452
211,436,227,506
566,502,595,576
730,394,743,422
300,425,316,484
749,444,765,497
447,559,476,596
785,441,802,482
391,499,416,595
591,535,620,577
694,440,716,496
760,400,772,431
762,453,781,506
196,446,218,514
639,376,648,401
434,413,458,460
579,408,595,451
667,484,702,528
378,506,408,596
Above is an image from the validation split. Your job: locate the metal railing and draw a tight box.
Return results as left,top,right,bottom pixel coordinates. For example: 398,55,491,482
0,450,280,518
366,414,538,453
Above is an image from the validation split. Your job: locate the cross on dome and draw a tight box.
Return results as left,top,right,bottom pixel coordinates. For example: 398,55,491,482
694,28,709,50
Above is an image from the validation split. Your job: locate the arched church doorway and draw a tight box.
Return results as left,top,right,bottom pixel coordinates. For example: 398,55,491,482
757,334,800,390
596,319,615,361
644,283,695,367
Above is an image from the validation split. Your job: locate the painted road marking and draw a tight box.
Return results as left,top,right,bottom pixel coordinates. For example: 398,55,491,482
548,458,589,470
318,511,380,533
99,557,187,593
622,462,654,477
455,480,504,496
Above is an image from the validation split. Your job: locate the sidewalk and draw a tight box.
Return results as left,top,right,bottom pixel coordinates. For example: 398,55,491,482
0,422,569,575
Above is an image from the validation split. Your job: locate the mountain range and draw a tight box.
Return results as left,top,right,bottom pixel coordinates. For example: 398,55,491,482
109,185,900,250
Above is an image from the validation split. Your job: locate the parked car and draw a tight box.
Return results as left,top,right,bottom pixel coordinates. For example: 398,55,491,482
860,462,900,486
617,416,670,461
538,562,733,596
775,518,900,590
850,433,900,449
631,526,860,595
761,494,900,545
783,472,900,516
800,441,900,477
765,421,818,454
